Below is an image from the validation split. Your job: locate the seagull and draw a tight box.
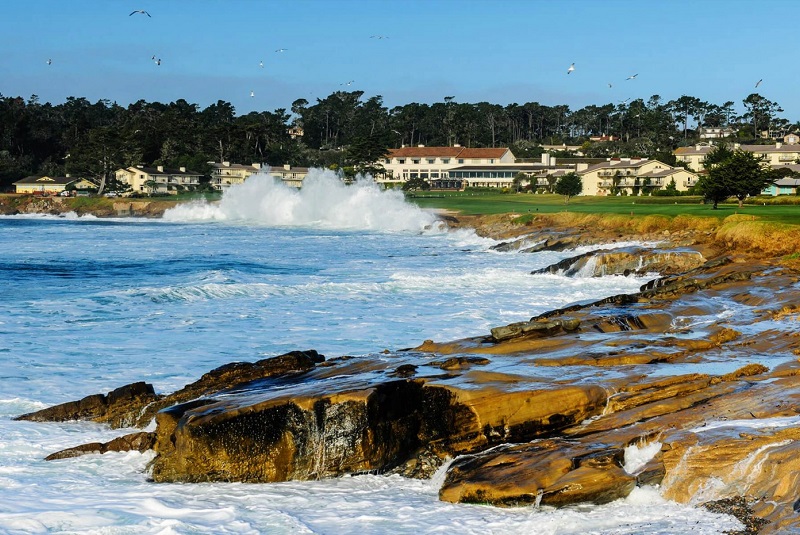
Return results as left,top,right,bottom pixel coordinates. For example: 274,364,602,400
607,82,612,88
755,78,763,88
129,9,151,17
626,73,638,80
46,59,52,65
156,58,161,66
275,48,287,53
370,35,388,39
619,98,631,104
259,60,264,68
341,80,354,86
250,91,255,98
567,63,575,74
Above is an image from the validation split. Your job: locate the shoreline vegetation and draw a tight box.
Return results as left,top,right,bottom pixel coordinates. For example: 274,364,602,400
9,192,800,533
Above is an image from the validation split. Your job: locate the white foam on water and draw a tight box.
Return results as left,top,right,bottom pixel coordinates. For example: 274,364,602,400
624,441,663,475
163,168,437,232
690,415,800,433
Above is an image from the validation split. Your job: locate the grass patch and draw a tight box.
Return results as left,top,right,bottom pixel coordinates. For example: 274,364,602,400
408,192,800,225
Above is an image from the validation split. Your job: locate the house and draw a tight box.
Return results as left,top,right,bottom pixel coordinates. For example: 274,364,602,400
378,145,515,185
579,158,699,196
267,164,309,188
115,165,203,195
763,177,800,196
13,175,93,195
675,141,800,172
698,127,736,139
210,162,262,191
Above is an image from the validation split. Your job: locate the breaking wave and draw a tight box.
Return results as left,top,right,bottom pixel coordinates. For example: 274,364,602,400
163,168,438,232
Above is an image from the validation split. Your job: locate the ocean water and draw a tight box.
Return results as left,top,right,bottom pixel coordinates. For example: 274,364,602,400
0,170,743,534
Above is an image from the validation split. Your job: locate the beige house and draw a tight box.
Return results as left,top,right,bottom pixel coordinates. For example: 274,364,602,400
210,162,262,191
378,145,515,185
579,158,699,196
13,175,98,195
115,165,203,195
675,139,800,172
267,164,309,188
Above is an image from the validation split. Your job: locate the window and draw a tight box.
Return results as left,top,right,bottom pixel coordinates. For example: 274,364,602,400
427,159,435,164
489,159,495,164
458,159,464,164
398,159,405,164
412,159,420,164
442,159,450,164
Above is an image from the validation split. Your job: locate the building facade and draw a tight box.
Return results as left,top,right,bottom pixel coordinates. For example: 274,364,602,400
378,146,515,185
675,140,800,172
115,165,203,195
267,164,310,188
579,158,698,196
210,162,262,191
14,175,76,194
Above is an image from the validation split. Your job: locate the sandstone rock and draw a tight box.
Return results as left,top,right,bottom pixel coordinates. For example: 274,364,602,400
15,382,159,428
45,431,156,460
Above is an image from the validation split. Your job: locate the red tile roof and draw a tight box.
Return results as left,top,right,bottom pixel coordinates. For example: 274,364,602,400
388,147,463,158
387,146,510,159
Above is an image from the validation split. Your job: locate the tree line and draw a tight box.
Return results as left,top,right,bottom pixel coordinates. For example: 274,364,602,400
0,90,793,191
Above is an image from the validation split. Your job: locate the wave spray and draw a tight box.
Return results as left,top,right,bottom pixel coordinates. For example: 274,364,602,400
163,168,438,232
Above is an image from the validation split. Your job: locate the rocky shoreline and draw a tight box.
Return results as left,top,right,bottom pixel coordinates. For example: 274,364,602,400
13,208,800,534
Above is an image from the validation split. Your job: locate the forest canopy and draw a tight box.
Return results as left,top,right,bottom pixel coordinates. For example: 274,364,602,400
0,90,792,191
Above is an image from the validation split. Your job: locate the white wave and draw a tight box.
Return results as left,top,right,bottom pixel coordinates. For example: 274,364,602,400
624,440,662,475
163,168,437,232
0,211,97,220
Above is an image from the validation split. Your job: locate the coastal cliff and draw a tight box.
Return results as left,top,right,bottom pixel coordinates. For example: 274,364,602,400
15,209,800,534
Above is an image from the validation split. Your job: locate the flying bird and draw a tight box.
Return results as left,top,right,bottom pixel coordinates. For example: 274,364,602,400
129,9,151,17
259,60,264,68
46,59,52,65
567,63,575,74
626,73,638,80
370,35,388,39
155,58,161,66
619,98,631,104
250,91,255,98
607,83,612,88
275,48,287,52
340,80,355,86
755,79,763,88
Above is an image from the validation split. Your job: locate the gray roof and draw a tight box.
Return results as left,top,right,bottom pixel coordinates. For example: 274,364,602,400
126,166,203,176
14,175,76,185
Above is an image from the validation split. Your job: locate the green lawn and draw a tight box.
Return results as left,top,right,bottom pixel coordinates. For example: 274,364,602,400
407,192,800,224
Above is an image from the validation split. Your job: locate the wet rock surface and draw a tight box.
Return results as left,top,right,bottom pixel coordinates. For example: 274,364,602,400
22,217,800,533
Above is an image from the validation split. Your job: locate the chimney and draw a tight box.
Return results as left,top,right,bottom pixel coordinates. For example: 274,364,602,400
417,144,425,147
541,153,552,166
157,165,164,172
65,173,70,178
283,164,291,170
179,166,186,172
776,142,782,149
454,144,461,148
252,163,261,169
222,161,231,167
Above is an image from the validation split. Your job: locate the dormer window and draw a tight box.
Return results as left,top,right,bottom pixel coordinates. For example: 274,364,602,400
412,159,420,164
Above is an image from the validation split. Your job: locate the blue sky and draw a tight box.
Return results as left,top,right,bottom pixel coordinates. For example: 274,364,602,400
2,0,798,121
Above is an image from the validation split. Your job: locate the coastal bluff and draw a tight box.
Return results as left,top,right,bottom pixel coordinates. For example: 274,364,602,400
16,212,800,533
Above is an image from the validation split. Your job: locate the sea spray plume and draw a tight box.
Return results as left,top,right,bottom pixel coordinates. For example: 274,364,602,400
163,168,438,232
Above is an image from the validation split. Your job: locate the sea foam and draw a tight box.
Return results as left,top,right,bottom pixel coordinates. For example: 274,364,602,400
163,168,438,232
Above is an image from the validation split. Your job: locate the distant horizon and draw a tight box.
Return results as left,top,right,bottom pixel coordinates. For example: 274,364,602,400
2,0,798,122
